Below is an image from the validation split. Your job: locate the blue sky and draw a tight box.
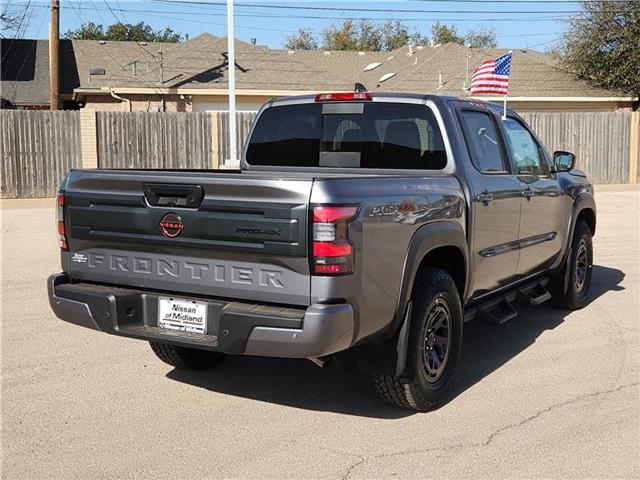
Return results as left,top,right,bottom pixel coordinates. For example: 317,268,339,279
17,0,575,51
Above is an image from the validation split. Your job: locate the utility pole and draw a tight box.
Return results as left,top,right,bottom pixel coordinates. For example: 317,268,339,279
227,0,237,165
49,0,60,110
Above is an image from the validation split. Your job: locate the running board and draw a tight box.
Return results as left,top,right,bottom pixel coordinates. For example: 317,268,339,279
464,276,551,324
477,298,518,325
517,282,551,306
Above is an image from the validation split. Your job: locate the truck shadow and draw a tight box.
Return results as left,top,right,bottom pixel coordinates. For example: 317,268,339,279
166,265,624,418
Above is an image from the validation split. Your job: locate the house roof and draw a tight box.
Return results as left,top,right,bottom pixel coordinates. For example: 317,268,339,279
1,39,79,106
347,42,616,98
160,33,354,91
1,34,629,107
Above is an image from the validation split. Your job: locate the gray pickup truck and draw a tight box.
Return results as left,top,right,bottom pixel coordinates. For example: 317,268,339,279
48,92,596,411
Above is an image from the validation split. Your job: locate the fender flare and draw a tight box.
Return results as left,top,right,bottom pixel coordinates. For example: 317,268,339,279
560,192,596,269
391,221,469,337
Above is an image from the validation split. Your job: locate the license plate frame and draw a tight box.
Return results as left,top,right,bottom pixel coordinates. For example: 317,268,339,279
158,297,207,334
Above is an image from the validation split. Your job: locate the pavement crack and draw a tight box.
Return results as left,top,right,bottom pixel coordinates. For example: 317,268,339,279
481,382,639,447
340,455,367,480
340,382,639,479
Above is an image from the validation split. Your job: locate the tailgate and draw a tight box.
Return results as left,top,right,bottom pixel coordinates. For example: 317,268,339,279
62,170,313,306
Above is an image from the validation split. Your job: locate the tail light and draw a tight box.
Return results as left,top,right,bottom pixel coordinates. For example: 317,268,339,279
314,92,372,102
311,205,359,275
57,191,68,251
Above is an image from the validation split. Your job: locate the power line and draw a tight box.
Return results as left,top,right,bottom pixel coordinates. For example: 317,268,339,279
100,0,158,61
70,1,160,86
24,3,576,22
407,0,637,3
149,0,634,14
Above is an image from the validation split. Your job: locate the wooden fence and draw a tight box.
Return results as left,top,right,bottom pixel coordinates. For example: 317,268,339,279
1,110,81,198
96,112,213,169
1,109,639,198
521,112,632,185
215,112,256,165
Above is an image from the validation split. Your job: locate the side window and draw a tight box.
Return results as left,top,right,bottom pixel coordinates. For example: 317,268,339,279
502,118,549,176
459,111,507,174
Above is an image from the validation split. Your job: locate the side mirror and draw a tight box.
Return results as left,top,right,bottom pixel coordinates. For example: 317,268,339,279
553,151,576,172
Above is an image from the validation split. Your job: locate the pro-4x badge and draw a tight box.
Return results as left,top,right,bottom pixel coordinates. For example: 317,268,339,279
159,212,184,238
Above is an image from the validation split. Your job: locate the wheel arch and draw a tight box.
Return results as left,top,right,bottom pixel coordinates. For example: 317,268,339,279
577,206,596,236
563,193,597,265
392,221,469,337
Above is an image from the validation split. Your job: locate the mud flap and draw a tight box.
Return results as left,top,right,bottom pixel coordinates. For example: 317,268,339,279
395,301,413,376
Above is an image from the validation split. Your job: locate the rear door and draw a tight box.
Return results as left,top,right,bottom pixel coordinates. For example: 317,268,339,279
500,116,565,276
456,106,523,297
64,170,312,306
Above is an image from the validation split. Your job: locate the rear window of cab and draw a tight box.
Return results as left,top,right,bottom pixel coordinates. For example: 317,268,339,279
246,102,447,170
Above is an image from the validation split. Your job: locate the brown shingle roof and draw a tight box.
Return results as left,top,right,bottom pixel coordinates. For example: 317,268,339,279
162,34,353,90
353,43,615,97
2,34,625,104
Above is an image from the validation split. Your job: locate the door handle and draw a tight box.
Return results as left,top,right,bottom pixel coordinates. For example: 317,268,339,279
522,186,534,200
475,190,494,205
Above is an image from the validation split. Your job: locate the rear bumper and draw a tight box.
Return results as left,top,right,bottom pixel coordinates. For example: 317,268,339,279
47,273,354,358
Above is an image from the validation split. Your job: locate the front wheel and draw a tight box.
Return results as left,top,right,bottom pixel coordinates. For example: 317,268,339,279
149,342,226,370
372,268,463,411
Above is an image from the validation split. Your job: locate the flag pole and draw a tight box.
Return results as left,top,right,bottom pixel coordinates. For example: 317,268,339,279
503,94,507,120
227,0,237,166
503,50,513,120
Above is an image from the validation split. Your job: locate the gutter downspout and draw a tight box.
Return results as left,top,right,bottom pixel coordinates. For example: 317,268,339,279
110,89,131,111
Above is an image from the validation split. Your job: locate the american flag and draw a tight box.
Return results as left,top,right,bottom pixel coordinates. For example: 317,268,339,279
470,52,512,96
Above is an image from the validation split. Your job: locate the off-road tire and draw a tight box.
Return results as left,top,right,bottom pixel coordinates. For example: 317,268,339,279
149,342,226,370
372,268,463,411
553,219,593,310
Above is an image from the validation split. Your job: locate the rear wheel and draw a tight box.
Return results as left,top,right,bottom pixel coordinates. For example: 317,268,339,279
553,219,593,310
372,268,463,411
149,342,226,370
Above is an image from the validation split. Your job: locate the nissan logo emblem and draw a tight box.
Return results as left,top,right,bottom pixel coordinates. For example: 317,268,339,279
159,212,184,238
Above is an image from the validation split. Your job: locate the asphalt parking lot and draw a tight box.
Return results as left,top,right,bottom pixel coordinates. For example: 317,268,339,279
1,188,639,480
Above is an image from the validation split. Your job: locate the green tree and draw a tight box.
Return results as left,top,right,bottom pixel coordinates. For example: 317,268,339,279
431,22,464,45
322,19,359,50
318,19,429,51
465,26,497,48
64,21,184,43
356,20,383,51
429,23,497,48
381,20,424,50
63,22,105,40
556,1,639,98
284,28,318,50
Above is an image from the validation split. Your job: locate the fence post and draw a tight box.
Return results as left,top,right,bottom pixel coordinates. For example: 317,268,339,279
630,111,639,184
211,112,219,169
80,109,98,168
